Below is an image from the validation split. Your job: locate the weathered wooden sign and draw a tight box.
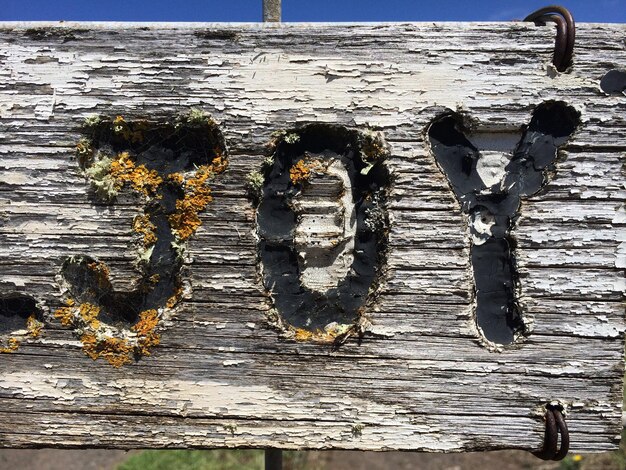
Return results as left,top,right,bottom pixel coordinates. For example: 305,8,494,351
0,21,625,453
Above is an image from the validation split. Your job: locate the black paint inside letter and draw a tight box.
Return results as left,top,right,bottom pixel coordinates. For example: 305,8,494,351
428,102,579,345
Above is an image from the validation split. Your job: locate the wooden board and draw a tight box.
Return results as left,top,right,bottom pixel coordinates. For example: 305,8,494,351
0,21,625,453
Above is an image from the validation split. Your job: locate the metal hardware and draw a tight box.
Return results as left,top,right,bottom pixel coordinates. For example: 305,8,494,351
533,405,570,461
524,5,575,72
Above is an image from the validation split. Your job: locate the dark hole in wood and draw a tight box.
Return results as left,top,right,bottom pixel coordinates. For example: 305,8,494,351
428,102,579,345
0,295,42,333
256,125,389,332
62,116,226,327
600,69,626,95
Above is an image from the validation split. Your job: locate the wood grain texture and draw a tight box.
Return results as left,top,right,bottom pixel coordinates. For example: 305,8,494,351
0,21,625,452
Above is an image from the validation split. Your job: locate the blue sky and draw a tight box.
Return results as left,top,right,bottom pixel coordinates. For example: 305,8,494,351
2,0,625,23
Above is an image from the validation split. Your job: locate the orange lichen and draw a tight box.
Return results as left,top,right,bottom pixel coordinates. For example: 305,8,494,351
110,152,163,197
81,333,134,368
211,153,228,174
168,172,184,185
293,328,334,343
56,298,163,366
165,296,178,309
87,261,110,277
133,309,159,336
0,312,45,353
0,338,20,353
291,324,354,344
360,134,387,160
54,305,75,327
112,115,144,143
293,328,315,341
289,159,321,185
138,333,161,355
75,139,93,165
26,315,43,338
168,156,228,240
133,214,157,246
166,285,184,309
133,309,161,355
87,261,110,289
78,302,101,330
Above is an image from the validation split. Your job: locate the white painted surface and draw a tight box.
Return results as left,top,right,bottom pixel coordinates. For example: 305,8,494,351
0,22,623,452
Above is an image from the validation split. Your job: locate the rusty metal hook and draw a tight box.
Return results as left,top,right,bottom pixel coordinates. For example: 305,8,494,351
524,5,575,72
533,406,570,461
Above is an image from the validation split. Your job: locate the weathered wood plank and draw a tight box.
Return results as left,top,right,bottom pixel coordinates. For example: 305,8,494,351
0,22,624,453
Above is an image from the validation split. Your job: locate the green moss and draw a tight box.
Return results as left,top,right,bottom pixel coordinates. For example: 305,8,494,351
358,130,389,161
177,108,215,129
83,115,102,128
136,245,155,267
246,170,265,200
263,155,275,168
223,423,237,435
284,132,300,144
270,130,287,140
171,239,186,258
84,155,119,200
364,191,387,234
351,423,365,437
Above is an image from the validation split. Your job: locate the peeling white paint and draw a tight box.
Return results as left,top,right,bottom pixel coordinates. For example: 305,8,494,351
0,21,623,453
293,153,357,293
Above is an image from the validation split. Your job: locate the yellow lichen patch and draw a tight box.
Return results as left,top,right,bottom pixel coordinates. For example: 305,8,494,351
166,285,184,309
87,261,110,277
81,333,134,368
0,338,20,353
110,152,163,197
167,172,184,185
133,309,159,336
360,134,387,161
26,315,44,338
112,115,144,143
133,214,157,246
292,328,336,343
75,138,93,164
293,328,316,341
292,323,353,344
55,298,163,366
289,159,313,185
138,332,161,356
290,159,322,185
211,154,228,174
54,305,75,327
133,309,161,356
78,303,101,330
87,261,110,289
0,313,45,353
168,156,228,241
